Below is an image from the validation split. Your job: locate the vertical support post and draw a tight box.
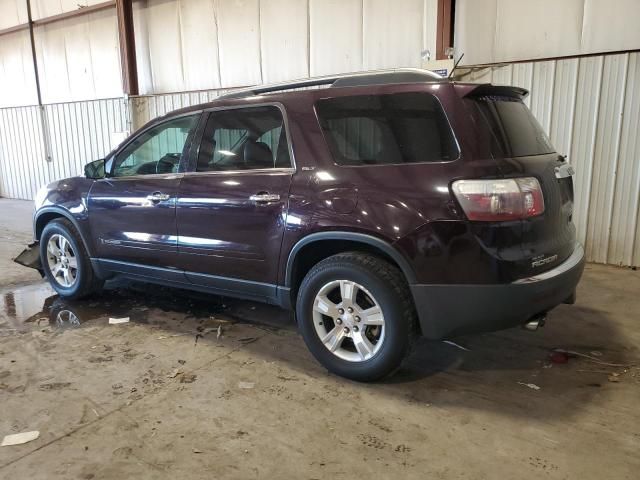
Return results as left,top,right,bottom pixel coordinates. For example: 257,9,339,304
26,0,42,106
26,0,52,162
116,0,139,96
436,0,454,60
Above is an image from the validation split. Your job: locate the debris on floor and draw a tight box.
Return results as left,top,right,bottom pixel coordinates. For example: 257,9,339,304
167,369,183,379
2,430,40,446
517,382,541,391
551,348,635,368
238,381,255,389
217,325,222,339
550,351,569,364
108,317,130,325
442,340,470,351
180,374,197,384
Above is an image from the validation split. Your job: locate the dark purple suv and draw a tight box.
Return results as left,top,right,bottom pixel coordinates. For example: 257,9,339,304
28,69,584,381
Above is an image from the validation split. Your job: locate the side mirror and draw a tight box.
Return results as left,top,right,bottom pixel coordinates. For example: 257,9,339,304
84,159,105,179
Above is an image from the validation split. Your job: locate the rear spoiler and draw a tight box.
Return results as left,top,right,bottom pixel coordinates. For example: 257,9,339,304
462,84,529,99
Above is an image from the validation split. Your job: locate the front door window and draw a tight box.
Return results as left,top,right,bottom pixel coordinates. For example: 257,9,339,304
112,114,199,177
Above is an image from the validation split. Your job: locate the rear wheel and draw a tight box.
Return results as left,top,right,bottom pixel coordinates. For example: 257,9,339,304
297,252,416,381
40,218,103,299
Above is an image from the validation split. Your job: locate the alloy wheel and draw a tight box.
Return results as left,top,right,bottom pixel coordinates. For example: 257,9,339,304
46,234,78,288
312,280,385,362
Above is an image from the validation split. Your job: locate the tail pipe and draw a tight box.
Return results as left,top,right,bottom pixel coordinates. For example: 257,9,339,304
523,313,547,331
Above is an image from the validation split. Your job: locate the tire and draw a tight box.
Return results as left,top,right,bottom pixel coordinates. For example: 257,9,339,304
40,218,104,299
296,252,417,382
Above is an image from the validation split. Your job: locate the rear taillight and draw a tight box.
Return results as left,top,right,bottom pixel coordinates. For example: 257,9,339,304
451,177,545,221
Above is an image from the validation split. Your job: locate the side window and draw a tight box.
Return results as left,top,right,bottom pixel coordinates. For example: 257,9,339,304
315,93,459,165
112,114,199,177
196,106,291,172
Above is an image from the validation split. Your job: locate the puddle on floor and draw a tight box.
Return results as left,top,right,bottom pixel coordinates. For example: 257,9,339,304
0,279,293,333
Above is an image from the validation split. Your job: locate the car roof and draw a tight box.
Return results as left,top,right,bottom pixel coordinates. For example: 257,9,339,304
159,68,450,118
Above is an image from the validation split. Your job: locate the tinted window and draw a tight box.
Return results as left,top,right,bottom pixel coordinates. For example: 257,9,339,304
196,106,291,171
112,115,198,177
466,96,554,157
316,93,459,166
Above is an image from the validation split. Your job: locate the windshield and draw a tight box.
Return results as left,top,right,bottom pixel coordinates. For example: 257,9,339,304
466,96,555,157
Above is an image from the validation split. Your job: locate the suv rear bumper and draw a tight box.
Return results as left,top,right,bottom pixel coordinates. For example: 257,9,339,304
410,243,585,339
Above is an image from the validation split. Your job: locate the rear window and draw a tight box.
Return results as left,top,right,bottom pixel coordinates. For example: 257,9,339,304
316,93,459,166
466,96,554,157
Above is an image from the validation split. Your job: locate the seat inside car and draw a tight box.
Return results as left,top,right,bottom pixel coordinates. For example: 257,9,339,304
243,139,273,169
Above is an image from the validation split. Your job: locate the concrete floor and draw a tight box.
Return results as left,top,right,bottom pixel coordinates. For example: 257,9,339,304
0,198,638,479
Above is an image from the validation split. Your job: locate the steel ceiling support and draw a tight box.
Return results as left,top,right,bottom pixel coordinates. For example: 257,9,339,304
116,0,139,96
436,0,455,60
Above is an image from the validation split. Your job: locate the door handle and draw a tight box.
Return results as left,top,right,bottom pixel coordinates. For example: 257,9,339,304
249,193,281,203
146,192,170,202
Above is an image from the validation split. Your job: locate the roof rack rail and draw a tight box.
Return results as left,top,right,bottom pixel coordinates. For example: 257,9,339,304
219,68,443,99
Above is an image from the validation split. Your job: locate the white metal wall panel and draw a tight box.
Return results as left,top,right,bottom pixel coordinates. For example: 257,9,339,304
491,64,512,85
217,0,262,87
0,30,38,107
0,0,27,29
529,61,556,132
133,0,222,94
260,0,309,83
511,63,533,107
453,0,497,65
30,0,109,20
610,53,640,266
0,98,128,200
362,0,424,70
582,0,640,54
455,0,640,65
568,56,602,247
0,106,45,199
493,0,583,63
178,0,221,90
585,54,628,263
423,0,438,60
44,98,129,186
34,9,122,103
309,0,363,76
549,59,579,159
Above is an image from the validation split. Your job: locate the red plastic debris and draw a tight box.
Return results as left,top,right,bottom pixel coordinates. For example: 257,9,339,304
550,351,570,364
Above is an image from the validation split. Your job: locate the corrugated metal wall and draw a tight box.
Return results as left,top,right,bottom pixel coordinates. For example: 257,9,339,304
0,98,130,200
0,91,234,201
460,52,640,267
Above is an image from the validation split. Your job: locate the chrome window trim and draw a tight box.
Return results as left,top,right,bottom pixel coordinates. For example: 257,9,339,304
182,167,295,177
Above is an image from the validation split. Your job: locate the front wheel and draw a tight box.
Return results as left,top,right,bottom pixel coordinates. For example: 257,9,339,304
296,252,417,382
40,218,103,299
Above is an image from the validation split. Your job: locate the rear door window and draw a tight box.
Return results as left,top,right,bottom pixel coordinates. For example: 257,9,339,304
196,106,291,172
315,92,459,166
465,96,554,157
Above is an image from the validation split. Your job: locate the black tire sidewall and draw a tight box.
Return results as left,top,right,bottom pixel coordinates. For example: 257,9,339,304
297,260,410,381
40,221,90,298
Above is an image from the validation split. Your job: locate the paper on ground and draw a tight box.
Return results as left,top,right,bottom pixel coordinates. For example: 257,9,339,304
109,317,130,325
2,431,40,446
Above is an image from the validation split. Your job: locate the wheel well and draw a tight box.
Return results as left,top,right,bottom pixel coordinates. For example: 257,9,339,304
289,240,406,301
35,212,65,240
